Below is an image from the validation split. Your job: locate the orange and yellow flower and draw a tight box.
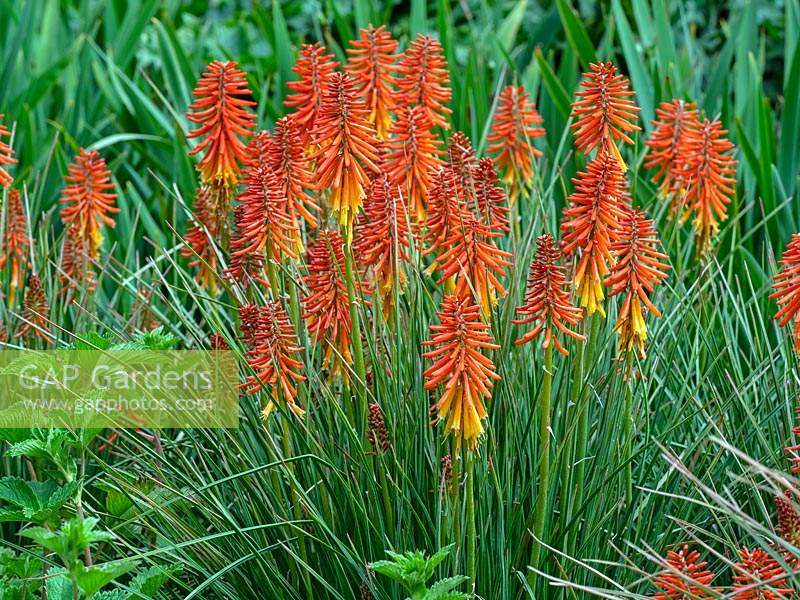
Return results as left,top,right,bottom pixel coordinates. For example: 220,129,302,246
0,114,16,188
396,34,452,129
513,234,585,355
423,294,499,448
652,545,717,600
0,189,30,300
473,158,510,235
644,99,700,204
285,43,339,137
771,233,800,351
487,85,544,203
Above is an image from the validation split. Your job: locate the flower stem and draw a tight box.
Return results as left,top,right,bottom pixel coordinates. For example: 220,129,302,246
529,342,553,582
465,448,476,590
623,352,634,506
343,242,367,425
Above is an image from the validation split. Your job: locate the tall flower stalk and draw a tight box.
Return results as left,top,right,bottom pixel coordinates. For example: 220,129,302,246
0,189,29,304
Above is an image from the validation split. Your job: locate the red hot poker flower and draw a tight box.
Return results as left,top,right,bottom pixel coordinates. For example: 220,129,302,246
424,166,464,259
346,25,399,140
15,275,51,343
771,233,800,351
385,105,444,222
652,545,717,600
312,72,382,237
679,118,737,255
303,230,371,377
775,491,800,548
423,294,499,448
605,208,670,357
784,406,800,474
731,547,792,600
59,148,118,258
644,99,700,202
571,61,640,170
181,186,220,291
59,224,96,301
396,34,452,129
239,302,306,418
285,43,339,137
269,116,319,232
487,85,544,203
187,61,256,185
447,131,478,195
473,158,510,235
514,234,585,355
560,148,626,316
0,114,17,188
0,189,30,299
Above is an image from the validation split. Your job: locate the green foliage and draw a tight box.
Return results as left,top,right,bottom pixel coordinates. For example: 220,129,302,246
371,545,468,600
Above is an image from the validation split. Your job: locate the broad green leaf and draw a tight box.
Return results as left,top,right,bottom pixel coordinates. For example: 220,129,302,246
555,0,596,69
611,0,654,127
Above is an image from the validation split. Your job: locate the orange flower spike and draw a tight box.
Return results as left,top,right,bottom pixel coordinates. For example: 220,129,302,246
560,148,627,316
435,212,513,314
0,114,17,188
571,61,640,170
353,173,411,318
285,43,339,136
680,118,737,254
312,72,381,237
303,230,371,376
396,34,452,129
771,234,800,351
239,302,306,418
423,294,499,448
513,234,585,355
424,166,464,258
181,186,220,291
784,406,800,474
59,148,119,257
447,131,478,195
269,116,319,230
0,189,30,297
187,61,256,185
386,105,444,222
346,25,400,139
775,491,800,548
15,275,51,343
59,224,96,300
644,99,700,200
605,208,670,357
731,547,792,600
487,85,544,203
473,158,510,235
652,545,718,600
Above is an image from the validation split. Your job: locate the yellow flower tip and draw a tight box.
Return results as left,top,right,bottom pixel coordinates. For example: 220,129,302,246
607,139,628,172
578,275,606,317
261,400,276,420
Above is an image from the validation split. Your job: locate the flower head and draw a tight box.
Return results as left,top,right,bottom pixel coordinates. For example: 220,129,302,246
605,208,670,357
679,118,737,255
473,158,510,235
59,148,118,258
269,116,319,232
514,234,585,355
239,302,306,418
0,189,30,299
446,131,478,194
15,274,50,343
385,105,443,222
487,85,544,203
770,234,800,350
784,406,800,474
312,72,381,237
0,114,16,188
644,100,700,203
571,61,640,169
59,224,96,301
187,61,256,185
652,545,717,600
731,547,792,600
368,402,390,452
423,294,499,448
424,166,464,258
346,25,399,139
285,43,339,136
775,491,800,548
560,148,627,316
181,186,220,291
396,34,452,129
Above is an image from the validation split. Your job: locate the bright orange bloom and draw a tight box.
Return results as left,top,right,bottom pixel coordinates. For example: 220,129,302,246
652,545,717,600
571,61,640,170
386,105,443,222
435,211,513,314
181,186,220,291
15,275,50,343
59,224,96,300
487,85,544,203
679,118,737,254
771,233,800,351
561,148,626,316
0,189,30,299
396,34,452,129
353,173,411,318
226,206,269,289
239,302,306,418
473,158,510,235
424,166,464,258
187,61,256,185
303,230,371,376
285,43,339,136
312,72,381,236
775,491,800,548
0,114,16,188
346,25,399,139
59,148,118,258
644,99,700,202
605,208,670,357
269,116,319,231
731,547,792,599
423,294,499,448
447,131,477,194
514,234,585,355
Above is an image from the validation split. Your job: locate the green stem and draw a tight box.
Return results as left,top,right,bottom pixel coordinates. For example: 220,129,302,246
465,448,476,590
343,242,367,426
528,343,553,583
281,416,313,600
623,352,633,506
559,335,584,540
